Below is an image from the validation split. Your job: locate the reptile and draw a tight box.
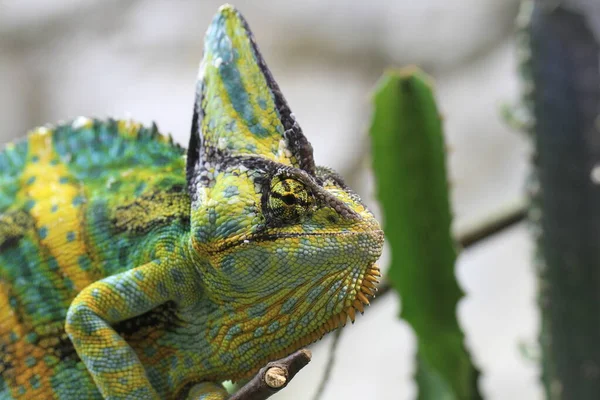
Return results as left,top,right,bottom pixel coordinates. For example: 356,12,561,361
0,4,384,399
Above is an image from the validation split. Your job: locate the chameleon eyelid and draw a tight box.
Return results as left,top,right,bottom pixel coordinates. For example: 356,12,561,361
270,167,360,221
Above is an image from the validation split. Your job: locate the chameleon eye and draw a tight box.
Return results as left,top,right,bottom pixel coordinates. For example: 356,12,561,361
268,178,314,222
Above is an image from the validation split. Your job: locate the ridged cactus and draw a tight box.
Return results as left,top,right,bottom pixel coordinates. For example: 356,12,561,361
517,1,600,398
370,67,481,400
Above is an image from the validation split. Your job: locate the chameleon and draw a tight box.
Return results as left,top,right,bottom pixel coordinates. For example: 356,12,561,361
0,4,384,399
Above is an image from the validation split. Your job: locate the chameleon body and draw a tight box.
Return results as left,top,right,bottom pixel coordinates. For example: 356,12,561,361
0,4,383,400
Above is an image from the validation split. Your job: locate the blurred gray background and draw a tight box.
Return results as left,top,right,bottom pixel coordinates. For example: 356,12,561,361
0,1,540,398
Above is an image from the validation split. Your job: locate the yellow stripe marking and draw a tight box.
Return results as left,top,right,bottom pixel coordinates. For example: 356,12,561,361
19,128,94,292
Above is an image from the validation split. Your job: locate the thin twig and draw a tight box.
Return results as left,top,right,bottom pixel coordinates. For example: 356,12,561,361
231,349,312,400
455,198,527,248
311,328,343,400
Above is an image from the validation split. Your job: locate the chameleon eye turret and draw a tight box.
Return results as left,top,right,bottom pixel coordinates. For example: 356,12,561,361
0,4,383,399
266,177,315,223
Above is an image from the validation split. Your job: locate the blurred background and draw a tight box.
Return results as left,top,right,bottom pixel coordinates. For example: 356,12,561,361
0,1,539,398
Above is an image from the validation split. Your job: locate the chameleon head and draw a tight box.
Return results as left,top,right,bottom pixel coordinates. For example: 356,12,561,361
185,4,384,378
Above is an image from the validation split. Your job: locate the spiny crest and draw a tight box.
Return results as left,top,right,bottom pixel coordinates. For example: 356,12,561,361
187,4,316,192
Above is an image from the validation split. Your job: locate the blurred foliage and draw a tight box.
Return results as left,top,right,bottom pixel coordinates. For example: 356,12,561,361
370,68,481,400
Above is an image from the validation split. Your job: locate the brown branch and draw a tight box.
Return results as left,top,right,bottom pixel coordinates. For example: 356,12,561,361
454,198,527,249
230,349,312,400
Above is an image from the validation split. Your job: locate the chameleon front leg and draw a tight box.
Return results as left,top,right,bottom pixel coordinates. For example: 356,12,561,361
65,259,195,399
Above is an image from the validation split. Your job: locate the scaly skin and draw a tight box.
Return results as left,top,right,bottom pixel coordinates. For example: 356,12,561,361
0,4,383,400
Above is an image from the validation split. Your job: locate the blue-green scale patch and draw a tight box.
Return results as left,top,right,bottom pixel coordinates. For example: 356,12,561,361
219,255,236,278
51,119,184,186
184,355,194,369
0,140,28,211
215,219,242,240
29,375,41,389
63,277,74,291
23,200,35,212
286,320,298,335
247,303,267,318
72,195,85,207
306,286,324,303
281,297,297,314
238,360,252,372
43,355,58,367
134,182,147,196
257,97,267,110
225,324,242,341
156,282,168,297
299,311,315,327
222,185,239,198
208,209,217,225
0,237,71,327
220,353,234,364
25,332,37,344
201,359,214,371
209,325,220,340
25,356,37,367
267,321,280,333
0,376,7,397
38,226,48,240
253,326,265,338
236,341,253,355
50,362,103,399
77,255,92,271
170,268,184,283
205,12,282,140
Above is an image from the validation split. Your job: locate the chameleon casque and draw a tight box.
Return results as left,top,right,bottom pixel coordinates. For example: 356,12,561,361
0,4,383,399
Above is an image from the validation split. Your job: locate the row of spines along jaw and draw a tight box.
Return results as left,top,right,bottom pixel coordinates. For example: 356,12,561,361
233,264,381,382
